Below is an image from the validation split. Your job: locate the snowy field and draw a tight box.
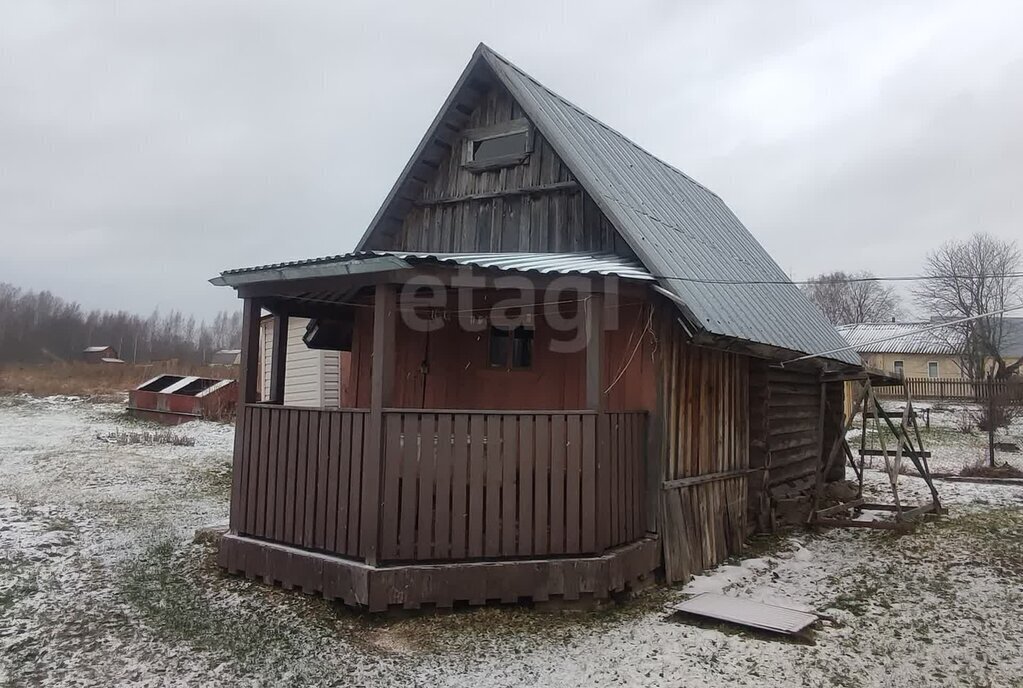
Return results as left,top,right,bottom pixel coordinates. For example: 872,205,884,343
2,396,1023,687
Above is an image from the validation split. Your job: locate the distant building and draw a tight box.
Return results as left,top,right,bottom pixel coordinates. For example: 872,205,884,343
837,318,1023,378
209,349,242,366
83,345,120,364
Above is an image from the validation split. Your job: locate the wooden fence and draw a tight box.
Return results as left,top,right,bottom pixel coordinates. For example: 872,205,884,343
873,377,1023,402
231,405,647,564
378,410,647,562
233,405,370,559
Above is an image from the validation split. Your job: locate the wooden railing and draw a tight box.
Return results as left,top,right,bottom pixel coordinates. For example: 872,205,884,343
231,405,647,564
232,405,370,558
873,377,1023,402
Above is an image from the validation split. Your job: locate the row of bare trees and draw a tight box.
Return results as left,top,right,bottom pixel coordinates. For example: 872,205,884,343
0,283,242,365
802,232,1022,380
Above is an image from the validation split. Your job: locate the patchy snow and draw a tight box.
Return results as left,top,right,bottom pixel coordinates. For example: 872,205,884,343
2,395,1023,686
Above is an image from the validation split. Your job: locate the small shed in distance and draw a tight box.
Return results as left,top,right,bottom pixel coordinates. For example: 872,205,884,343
210,349,242,366
83,346,122,364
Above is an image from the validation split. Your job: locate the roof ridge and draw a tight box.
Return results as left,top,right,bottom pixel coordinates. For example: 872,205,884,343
479,44,723,202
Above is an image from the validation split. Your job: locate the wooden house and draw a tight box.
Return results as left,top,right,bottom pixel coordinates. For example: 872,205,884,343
210,45,863,611
82,345,121,364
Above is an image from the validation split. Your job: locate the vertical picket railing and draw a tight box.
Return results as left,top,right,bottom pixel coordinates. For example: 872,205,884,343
233,405,369,559
377,409,647,563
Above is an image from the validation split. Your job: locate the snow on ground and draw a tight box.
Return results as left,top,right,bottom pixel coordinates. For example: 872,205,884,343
2,396,1023,686
849,399,1023,475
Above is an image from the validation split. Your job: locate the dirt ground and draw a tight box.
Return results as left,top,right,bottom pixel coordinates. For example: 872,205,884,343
2,395,1023,687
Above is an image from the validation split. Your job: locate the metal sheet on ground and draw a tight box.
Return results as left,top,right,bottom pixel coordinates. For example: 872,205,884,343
672,593,818,635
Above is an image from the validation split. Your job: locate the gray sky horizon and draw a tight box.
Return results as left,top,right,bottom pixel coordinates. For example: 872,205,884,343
1,1,1020,321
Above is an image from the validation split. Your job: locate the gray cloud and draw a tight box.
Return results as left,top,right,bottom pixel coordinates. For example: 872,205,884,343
1,0,1019,319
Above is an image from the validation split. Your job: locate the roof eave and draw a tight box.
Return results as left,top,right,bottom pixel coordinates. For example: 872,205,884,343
209,255,413,289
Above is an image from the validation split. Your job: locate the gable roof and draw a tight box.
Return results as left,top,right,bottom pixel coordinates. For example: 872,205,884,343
355,44,859,368
836,322,962,355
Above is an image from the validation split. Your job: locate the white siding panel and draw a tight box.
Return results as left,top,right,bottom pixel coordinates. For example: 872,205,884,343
257,316,342,408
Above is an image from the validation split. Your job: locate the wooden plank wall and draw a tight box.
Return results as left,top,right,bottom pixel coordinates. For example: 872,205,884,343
764,367,824,498
233,405,368,559
377,410,646,563
378,83,633,256
655,310,751,584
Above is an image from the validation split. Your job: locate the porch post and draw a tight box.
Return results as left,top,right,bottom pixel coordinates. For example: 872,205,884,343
230,297,261,531
362,283,396,565
268,313,289,404
586,293,612,551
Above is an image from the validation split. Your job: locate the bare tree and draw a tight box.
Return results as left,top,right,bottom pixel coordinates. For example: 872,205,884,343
914,233,1022,379
802,271,899,325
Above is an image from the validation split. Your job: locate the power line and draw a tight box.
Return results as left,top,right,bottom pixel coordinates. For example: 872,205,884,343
643,271,1023,287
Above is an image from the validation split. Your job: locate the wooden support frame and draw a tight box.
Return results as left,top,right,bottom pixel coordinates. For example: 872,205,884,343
229,297,262,531
268,313,289,404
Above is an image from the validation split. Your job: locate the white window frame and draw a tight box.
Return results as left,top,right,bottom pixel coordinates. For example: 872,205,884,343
927,361,939,378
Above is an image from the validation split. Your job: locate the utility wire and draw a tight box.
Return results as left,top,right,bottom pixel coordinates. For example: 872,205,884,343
781,303,1023,366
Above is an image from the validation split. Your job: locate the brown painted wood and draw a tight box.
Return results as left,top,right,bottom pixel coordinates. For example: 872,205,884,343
484,414,502,557
550,414,566,554
450,414,469,559
416,413,437,560
580,413,597,553
468,414,486,558
255,407,271,537
294,410,310,547
434,413,454,559
347,413,365,556
379,413,402,559
274,408,291,543
533,414,550,555
269,313,288,404
399,413,420,560
324,411,341,553
500,414,518,556
283,409,299,543
314,412,330,550
362,283,396,564
517,415,534,556
265,407,281,540
565,415,582,554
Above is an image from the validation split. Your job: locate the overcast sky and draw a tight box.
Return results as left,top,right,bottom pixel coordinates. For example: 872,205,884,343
1,1,1020,320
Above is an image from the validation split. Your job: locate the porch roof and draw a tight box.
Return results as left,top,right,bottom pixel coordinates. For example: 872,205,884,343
210,250,653,287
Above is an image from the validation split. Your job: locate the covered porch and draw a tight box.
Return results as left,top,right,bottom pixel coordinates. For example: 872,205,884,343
216,253,660,609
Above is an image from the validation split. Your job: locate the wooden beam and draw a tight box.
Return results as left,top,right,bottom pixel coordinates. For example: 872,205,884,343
239,298,261,404
662,468,760,490
815,498,865,518
268,313,288,404
414,181,579,207
361,284,396,565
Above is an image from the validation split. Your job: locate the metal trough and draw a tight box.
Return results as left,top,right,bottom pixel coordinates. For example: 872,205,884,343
128,374,236,425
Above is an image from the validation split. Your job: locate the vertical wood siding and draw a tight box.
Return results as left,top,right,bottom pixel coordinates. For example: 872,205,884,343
654,309,751,583
376,84,632,256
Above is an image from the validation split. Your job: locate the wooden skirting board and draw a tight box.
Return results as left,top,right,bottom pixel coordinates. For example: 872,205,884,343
219,533,660,612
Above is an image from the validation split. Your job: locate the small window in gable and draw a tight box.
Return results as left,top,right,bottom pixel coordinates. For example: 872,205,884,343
463,119,532,172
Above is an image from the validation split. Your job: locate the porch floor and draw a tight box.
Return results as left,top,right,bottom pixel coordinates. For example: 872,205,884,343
219,533,660,612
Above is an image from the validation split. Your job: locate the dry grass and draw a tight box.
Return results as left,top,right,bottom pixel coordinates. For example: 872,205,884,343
95,429,196,447
960,460,1023,479
0,362,236,399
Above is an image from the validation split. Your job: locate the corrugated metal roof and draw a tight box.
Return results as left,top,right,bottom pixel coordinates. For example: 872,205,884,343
673,593,819,635
396,251,653,280
836,323,962,355
220,250,653,281
477,46,860,366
